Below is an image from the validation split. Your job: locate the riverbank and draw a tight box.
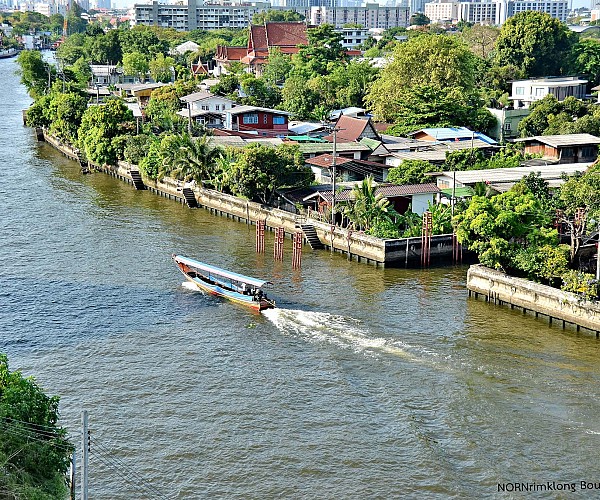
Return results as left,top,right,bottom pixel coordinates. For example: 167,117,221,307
467,264,600,334
40,129,462,268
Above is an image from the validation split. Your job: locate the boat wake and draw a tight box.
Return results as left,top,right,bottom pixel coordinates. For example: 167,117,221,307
262,308,415,359
181,282,200,292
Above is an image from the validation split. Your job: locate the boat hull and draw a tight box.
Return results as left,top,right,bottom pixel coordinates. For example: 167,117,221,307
177,265,275,311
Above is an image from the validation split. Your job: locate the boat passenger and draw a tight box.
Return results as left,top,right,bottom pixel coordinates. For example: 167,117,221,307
241,283,248,294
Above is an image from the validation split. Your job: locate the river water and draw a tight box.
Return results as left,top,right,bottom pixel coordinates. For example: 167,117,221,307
3,56,600,499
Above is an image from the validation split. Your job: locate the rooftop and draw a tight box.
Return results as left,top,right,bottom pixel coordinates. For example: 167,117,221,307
514,134,600,148
225,105,291,116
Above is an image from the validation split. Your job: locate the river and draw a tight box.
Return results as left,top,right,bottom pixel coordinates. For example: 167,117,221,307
2,56,600,499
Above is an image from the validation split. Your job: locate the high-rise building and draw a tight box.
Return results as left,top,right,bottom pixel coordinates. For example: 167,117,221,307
310,3,410,29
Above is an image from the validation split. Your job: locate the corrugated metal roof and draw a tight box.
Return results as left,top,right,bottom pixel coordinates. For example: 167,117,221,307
304,182,440,202
226,105,291,116
514,134,600,148
298,143,371,154
438,162,593,185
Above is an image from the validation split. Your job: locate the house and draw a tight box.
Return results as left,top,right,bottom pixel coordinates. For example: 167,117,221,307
382,139,499,167
329,107,368,120
171,40,200,55
300,182,441,217
90,64,121,87
305,154,389,183
509,77,588,109
224,105,291,137
214,46,248,76
178,91,236,128
215,22,308,76
513,134,600,163
408,127,497,145
296,141,373,161
324,115,381,143
116,82,168,105
431,162,593,194
241,22,308,75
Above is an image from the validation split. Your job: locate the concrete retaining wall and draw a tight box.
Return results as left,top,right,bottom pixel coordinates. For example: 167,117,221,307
467,264,600,334
42,133,458,267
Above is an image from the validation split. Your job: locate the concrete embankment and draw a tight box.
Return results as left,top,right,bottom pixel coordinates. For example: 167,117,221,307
467,264,600,334
40,131,460,267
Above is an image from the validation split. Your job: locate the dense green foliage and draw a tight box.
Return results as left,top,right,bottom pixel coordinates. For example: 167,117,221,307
0,353,73,499
78,98,135,164
494,11,577,76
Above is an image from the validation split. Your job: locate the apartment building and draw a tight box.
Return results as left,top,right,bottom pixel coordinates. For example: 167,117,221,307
309,3,410,29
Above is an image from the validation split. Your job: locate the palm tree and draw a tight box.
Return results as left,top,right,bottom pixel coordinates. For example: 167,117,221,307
158,133,221,185
342,177,397,231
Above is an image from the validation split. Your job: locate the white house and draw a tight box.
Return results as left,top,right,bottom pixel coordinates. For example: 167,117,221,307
178,91,236,128
509,76,588,109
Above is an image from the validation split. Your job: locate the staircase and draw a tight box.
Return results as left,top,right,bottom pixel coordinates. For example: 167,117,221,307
182,187,198,208
299,224,324,250
129,168,146,190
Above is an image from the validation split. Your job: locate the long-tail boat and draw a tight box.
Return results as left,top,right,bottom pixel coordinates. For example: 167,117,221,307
172,254,276,311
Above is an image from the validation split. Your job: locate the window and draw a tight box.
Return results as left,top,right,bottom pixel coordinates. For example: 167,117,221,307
201,105,209,110
581,146,596,157
243,113,258,124
264,114,268,124
504,123,511,131
215,104,220,111
273,116,285,125
515,86,524,95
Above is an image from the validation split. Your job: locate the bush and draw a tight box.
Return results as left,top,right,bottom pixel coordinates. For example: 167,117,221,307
561,270,599,301
368,218,401,238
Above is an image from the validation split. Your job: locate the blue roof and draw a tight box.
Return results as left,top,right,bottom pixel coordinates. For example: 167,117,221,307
413,127,497,145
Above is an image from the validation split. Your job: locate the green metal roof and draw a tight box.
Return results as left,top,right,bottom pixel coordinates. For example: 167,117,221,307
359,137,382,150
441,187,475,198
286,135,327,142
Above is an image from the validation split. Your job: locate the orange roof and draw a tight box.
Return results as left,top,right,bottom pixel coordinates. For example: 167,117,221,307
324,115,372,143
215,45,247,62
306,154,353,168
265,22,307,48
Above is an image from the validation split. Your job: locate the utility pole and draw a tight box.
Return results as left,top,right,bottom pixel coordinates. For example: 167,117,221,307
331,127,337,226
597,223,600,281
82,411,89,500
187,102,192,135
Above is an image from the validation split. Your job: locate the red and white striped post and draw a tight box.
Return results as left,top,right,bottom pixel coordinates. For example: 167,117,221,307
256,220,265,254
274,227,285,261
292,231,303,269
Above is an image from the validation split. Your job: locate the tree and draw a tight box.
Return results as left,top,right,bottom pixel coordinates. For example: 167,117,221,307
366,35,478,121
341,177,399,232
410,13,430,26
239,74,281,108
294,24,346,77
0,353,73,499
84,29,122,64
78,98,135,165
56,32,86,65
570,38,600,85
454,187,557,273
226,143,312,204
158,133,221,184
461,24,499,59
261,48,293,86
517,95,589,137
281,75,321,120
377,85,495,134
70,56,92,87
122,51,149,82
386,160,438,185
149,53,175,83
66,2,87,34
494,11,576,77
17,50,52,98
328,60,379,109
118,26,168,58
252,10,304,24
48,92,88,144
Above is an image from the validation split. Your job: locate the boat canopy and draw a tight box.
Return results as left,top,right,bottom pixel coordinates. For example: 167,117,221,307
174,255,270,288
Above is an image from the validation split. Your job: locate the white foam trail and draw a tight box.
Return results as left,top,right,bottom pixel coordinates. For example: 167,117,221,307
262,308,415,359
182,281,200,292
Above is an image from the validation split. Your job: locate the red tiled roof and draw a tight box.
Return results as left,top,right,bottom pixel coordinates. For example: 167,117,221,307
324,115,370,143
344,49,362,57
265,22,307,47
249,25,268,51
